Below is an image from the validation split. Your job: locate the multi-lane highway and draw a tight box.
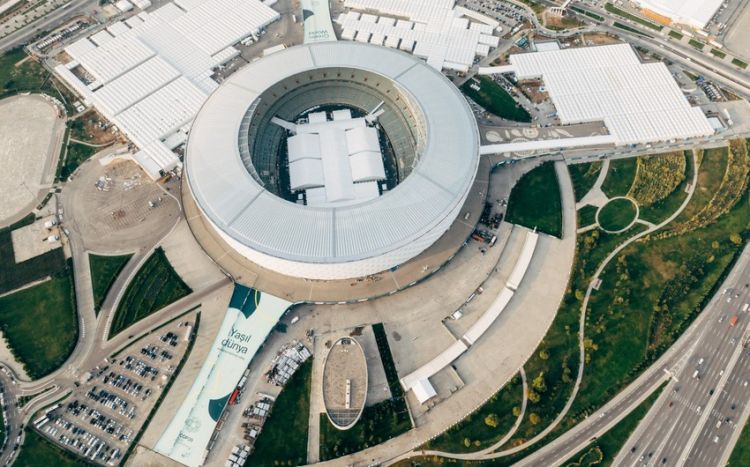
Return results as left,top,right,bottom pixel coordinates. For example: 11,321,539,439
615,269,750,467
512,246,750,467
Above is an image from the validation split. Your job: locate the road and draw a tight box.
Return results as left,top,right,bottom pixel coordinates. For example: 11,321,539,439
511,245,750,467
614,267,750,467
0,0,96,53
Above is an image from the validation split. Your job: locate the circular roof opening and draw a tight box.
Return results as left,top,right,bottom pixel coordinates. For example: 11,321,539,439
186,42,480,279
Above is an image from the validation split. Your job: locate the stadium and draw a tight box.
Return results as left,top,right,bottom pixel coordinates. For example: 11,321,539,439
185,42,480,280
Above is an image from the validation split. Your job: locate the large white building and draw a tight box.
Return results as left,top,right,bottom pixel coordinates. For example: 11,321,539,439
55,0,279,178
186,42,480,280
634,0,722,30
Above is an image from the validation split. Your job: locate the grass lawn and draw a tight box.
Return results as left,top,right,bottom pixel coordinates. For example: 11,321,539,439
733,58,749,69
569,154,750,421
0,215,67,295
668,30,683,40
568,161,601,202
605,3,662,30
570,6,604,21
506,162,563,238
461,76,531,123
320,323,413,460
0,266,77,379
249,359,312,466
578,205,598,228
562,383,666,467
639,152,693,224
60,142,98,180
597,198,637,232
0,48,76,113
728,412,750,466
676,147,727,222
689,39,705,50
109,247,191,338
425,374,523,452
89,253,132,315
16,428,92,466
613,21,652,37
601,158,637,198
711,48,727,59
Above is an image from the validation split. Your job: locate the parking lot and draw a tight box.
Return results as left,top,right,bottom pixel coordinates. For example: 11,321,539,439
33,318,195,466
457,0,528,36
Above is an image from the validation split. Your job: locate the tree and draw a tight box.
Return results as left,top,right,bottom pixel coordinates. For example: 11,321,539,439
730,233,743,246
532,372,547,393
539,349,550,360
527,390,540,403
529,413,541,425
512,406,522,417
484,413,499,428
464,438,471,448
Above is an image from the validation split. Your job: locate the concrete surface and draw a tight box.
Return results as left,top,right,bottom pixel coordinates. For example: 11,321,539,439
0,94,64,226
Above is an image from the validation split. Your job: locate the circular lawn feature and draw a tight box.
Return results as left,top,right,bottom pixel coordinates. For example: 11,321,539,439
597,197,638,233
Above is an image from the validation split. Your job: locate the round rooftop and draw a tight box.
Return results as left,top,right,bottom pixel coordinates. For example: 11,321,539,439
186,42,480,280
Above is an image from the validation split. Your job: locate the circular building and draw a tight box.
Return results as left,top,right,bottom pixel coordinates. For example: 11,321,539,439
186,42,480,280
322,337,368,430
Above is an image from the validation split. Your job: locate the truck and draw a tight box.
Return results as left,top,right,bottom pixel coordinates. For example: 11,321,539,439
730,315,739,327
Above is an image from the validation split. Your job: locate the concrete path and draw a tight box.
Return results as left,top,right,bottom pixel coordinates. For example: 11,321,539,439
313,160,577,466
576,158,610,209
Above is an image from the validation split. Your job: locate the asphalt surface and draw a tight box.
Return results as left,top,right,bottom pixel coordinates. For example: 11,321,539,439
0,367,21,467
615,260,750,467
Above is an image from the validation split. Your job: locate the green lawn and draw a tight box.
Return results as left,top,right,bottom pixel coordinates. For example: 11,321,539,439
638,152,693,224
597,198,637,232
461,76,531,123
728,411,750,466
425,374,523,452
733,58,749,69
249,359,312,466
711,48,727,59
15,428,92,466
613,21,652,37
0,48,76,112
563,383,666,467
578,205,598,228
676,147,727,222
0,267,78,379
568,161,602,202
0,215,67,295
506,162,563,238
319,323,413,460
605,3,662,30
60,142,97,180
89,253,132,314
601,158,637,198
569,153,750,420
570,6,604,21
109,247,191,337
689,39,705,50
668,30,683,40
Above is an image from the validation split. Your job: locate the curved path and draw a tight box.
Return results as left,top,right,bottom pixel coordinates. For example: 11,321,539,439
394,151,698,464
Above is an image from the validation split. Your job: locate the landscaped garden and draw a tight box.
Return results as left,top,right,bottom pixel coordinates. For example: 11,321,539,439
399,140,750,465
248,359,312,466
506,162,563,238
108,247,191,337
597,198,637,232
460,76,532,123
89,253,132,314
0,261,77,379
14,428,91,466
425,374,523,452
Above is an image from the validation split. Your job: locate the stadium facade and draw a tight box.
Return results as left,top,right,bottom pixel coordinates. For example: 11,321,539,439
185,42,480,280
